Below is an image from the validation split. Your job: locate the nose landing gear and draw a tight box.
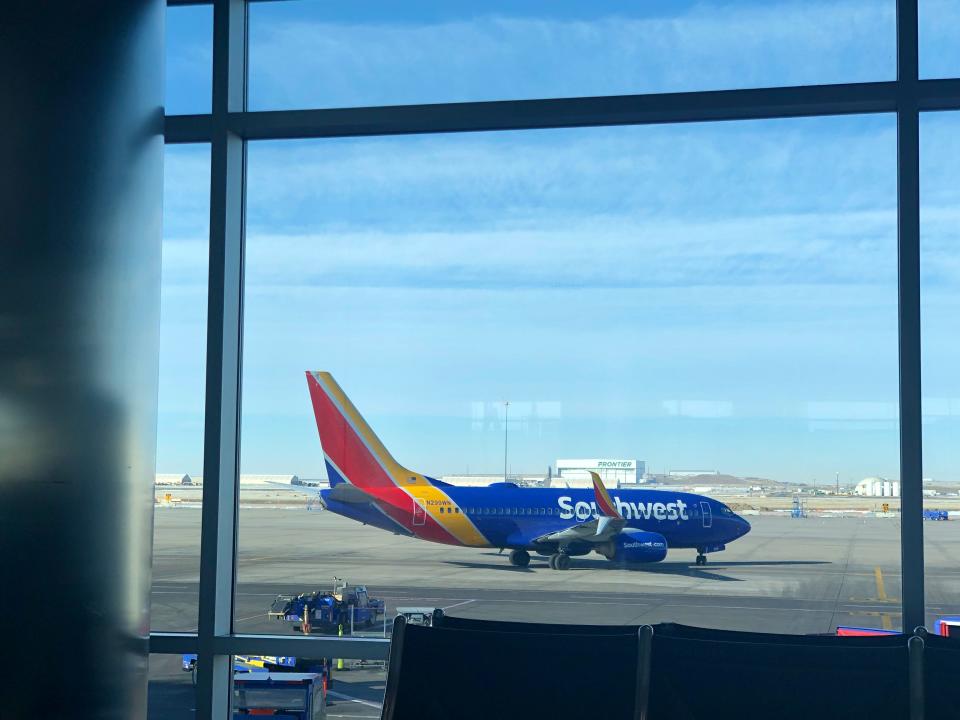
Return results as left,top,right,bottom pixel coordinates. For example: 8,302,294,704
695,549,708,566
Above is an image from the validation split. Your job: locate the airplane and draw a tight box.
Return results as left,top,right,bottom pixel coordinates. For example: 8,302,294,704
307,371,751,570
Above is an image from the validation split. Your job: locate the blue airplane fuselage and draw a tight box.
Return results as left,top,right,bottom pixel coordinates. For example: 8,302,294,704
320,482,750,556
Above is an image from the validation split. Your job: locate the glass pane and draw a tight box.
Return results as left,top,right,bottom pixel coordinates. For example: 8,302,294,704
148,654,196,720
249,0,894,111
238,115,900,634
153,143,210,631
166,4,213,115
921,111,960,633
920,0,960,79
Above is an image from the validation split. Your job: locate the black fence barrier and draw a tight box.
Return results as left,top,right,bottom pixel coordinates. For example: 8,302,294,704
382,615,643,720
649,623,909,719
382,618,939,720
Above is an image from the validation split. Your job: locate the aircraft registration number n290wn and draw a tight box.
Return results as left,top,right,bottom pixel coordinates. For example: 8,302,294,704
308,372,750,570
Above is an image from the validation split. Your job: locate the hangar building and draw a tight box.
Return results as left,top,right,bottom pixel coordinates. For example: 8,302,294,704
854,477,901,497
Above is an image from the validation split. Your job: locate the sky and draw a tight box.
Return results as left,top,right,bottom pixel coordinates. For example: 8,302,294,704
160,0,960,485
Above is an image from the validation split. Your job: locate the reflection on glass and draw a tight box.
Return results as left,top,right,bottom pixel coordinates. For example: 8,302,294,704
236,116,901,634
921,111,960,629
148,655,195,720
152,144,211,632
166,4,213,115
248,0,894,110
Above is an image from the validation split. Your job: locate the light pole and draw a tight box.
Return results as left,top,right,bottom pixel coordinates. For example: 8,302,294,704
504,401,510,482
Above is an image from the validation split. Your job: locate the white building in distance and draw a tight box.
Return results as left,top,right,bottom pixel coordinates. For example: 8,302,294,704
555,459,644,488
154,474,301,487
854,477,900,497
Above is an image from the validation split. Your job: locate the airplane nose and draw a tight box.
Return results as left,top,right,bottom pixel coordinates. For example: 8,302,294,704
736,515,751,536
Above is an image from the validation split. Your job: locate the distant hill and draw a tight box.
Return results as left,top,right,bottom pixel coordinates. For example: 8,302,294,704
670,473,787,487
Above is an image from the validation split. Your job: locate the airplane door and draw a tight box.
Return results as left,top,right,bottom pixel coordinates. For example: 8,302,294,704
412,497,427,526
700,502,712,528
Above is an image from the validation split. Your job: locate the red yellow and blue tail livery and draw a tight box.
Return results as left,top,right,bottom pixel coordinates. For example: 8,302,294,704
308,371,751,570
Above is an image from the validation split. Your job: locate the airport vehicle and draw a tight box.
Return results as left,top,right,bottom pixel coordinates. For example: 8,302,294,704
183,654,298,686
933,616,960,637
270,580,384,634
306,371,751,569
395,607,438,627
836,626,899,636
923,509,949,521
233,672,326,719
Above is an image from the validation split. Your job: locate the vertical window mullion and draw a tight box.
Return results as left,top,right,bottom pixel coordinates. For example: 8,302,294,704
197,0,247,717
896,0,924,634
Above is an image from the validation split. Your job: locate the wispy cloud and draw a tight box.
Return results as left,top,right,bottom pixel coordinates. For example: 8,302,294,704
238,208,898,291
248,0,895,108
246,118,897,233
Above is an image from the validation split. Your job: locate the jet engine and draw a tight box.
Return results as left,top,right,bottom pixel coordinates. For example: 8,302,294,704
598,530,668,564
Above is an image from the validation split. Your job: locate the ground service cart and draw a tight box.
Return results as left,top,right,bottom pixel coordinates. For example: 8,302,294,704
233,672,326,719
269,579,384,634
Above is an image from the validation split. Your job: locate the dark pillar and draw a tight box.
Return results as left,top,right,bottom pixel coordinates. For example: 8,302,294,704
0,2,164,717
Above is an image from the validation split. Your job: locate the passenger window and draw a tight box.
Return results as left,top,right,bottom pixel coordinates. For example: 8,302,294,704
455,508,460,514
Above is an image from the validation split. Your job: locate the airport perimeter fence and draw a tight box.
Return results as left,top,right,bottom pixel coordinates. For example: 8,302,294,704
382,615,955,720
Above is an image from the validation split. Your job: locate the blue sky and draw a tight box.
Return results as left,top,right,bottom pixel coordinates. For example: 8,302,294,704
161,1,960,485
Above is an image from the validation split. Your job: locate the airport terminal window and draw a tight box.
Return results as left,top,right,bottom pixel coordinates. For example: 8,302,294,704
247,0,894,111
921,111,960,628
148,654,194,720
152,143,210,632
235,117,902,637
165,4,213,115
920,0,960,79
158,2,960,715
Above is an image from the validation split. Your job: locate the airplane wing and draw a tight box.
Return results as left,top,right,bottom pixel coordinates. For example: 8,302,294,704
532,472,626,544
255,478,374,504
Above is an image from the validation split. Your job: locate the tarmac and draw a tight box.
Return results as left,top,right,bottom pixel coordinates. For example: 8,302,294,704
148,505,960,718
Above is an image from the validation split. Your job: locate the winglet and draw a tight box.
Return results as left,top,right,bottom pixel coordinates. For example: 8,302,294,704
589,471,623,519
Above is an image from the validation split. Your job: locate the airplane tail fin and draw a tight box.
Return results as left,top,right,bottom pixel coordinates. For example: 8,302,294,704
324,460,346,488
589,471,623,520
306,371,411,492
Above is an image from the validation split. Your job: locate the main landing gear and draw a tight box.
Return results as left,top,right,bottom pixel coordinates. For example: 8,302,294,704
508,549,531,567
695,549,708,566
548,553,571,571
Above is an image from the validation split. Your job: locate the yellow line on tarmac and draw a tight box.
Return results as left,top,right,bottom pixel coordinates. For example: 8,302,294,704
875,566,893,630
874,566,888,601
